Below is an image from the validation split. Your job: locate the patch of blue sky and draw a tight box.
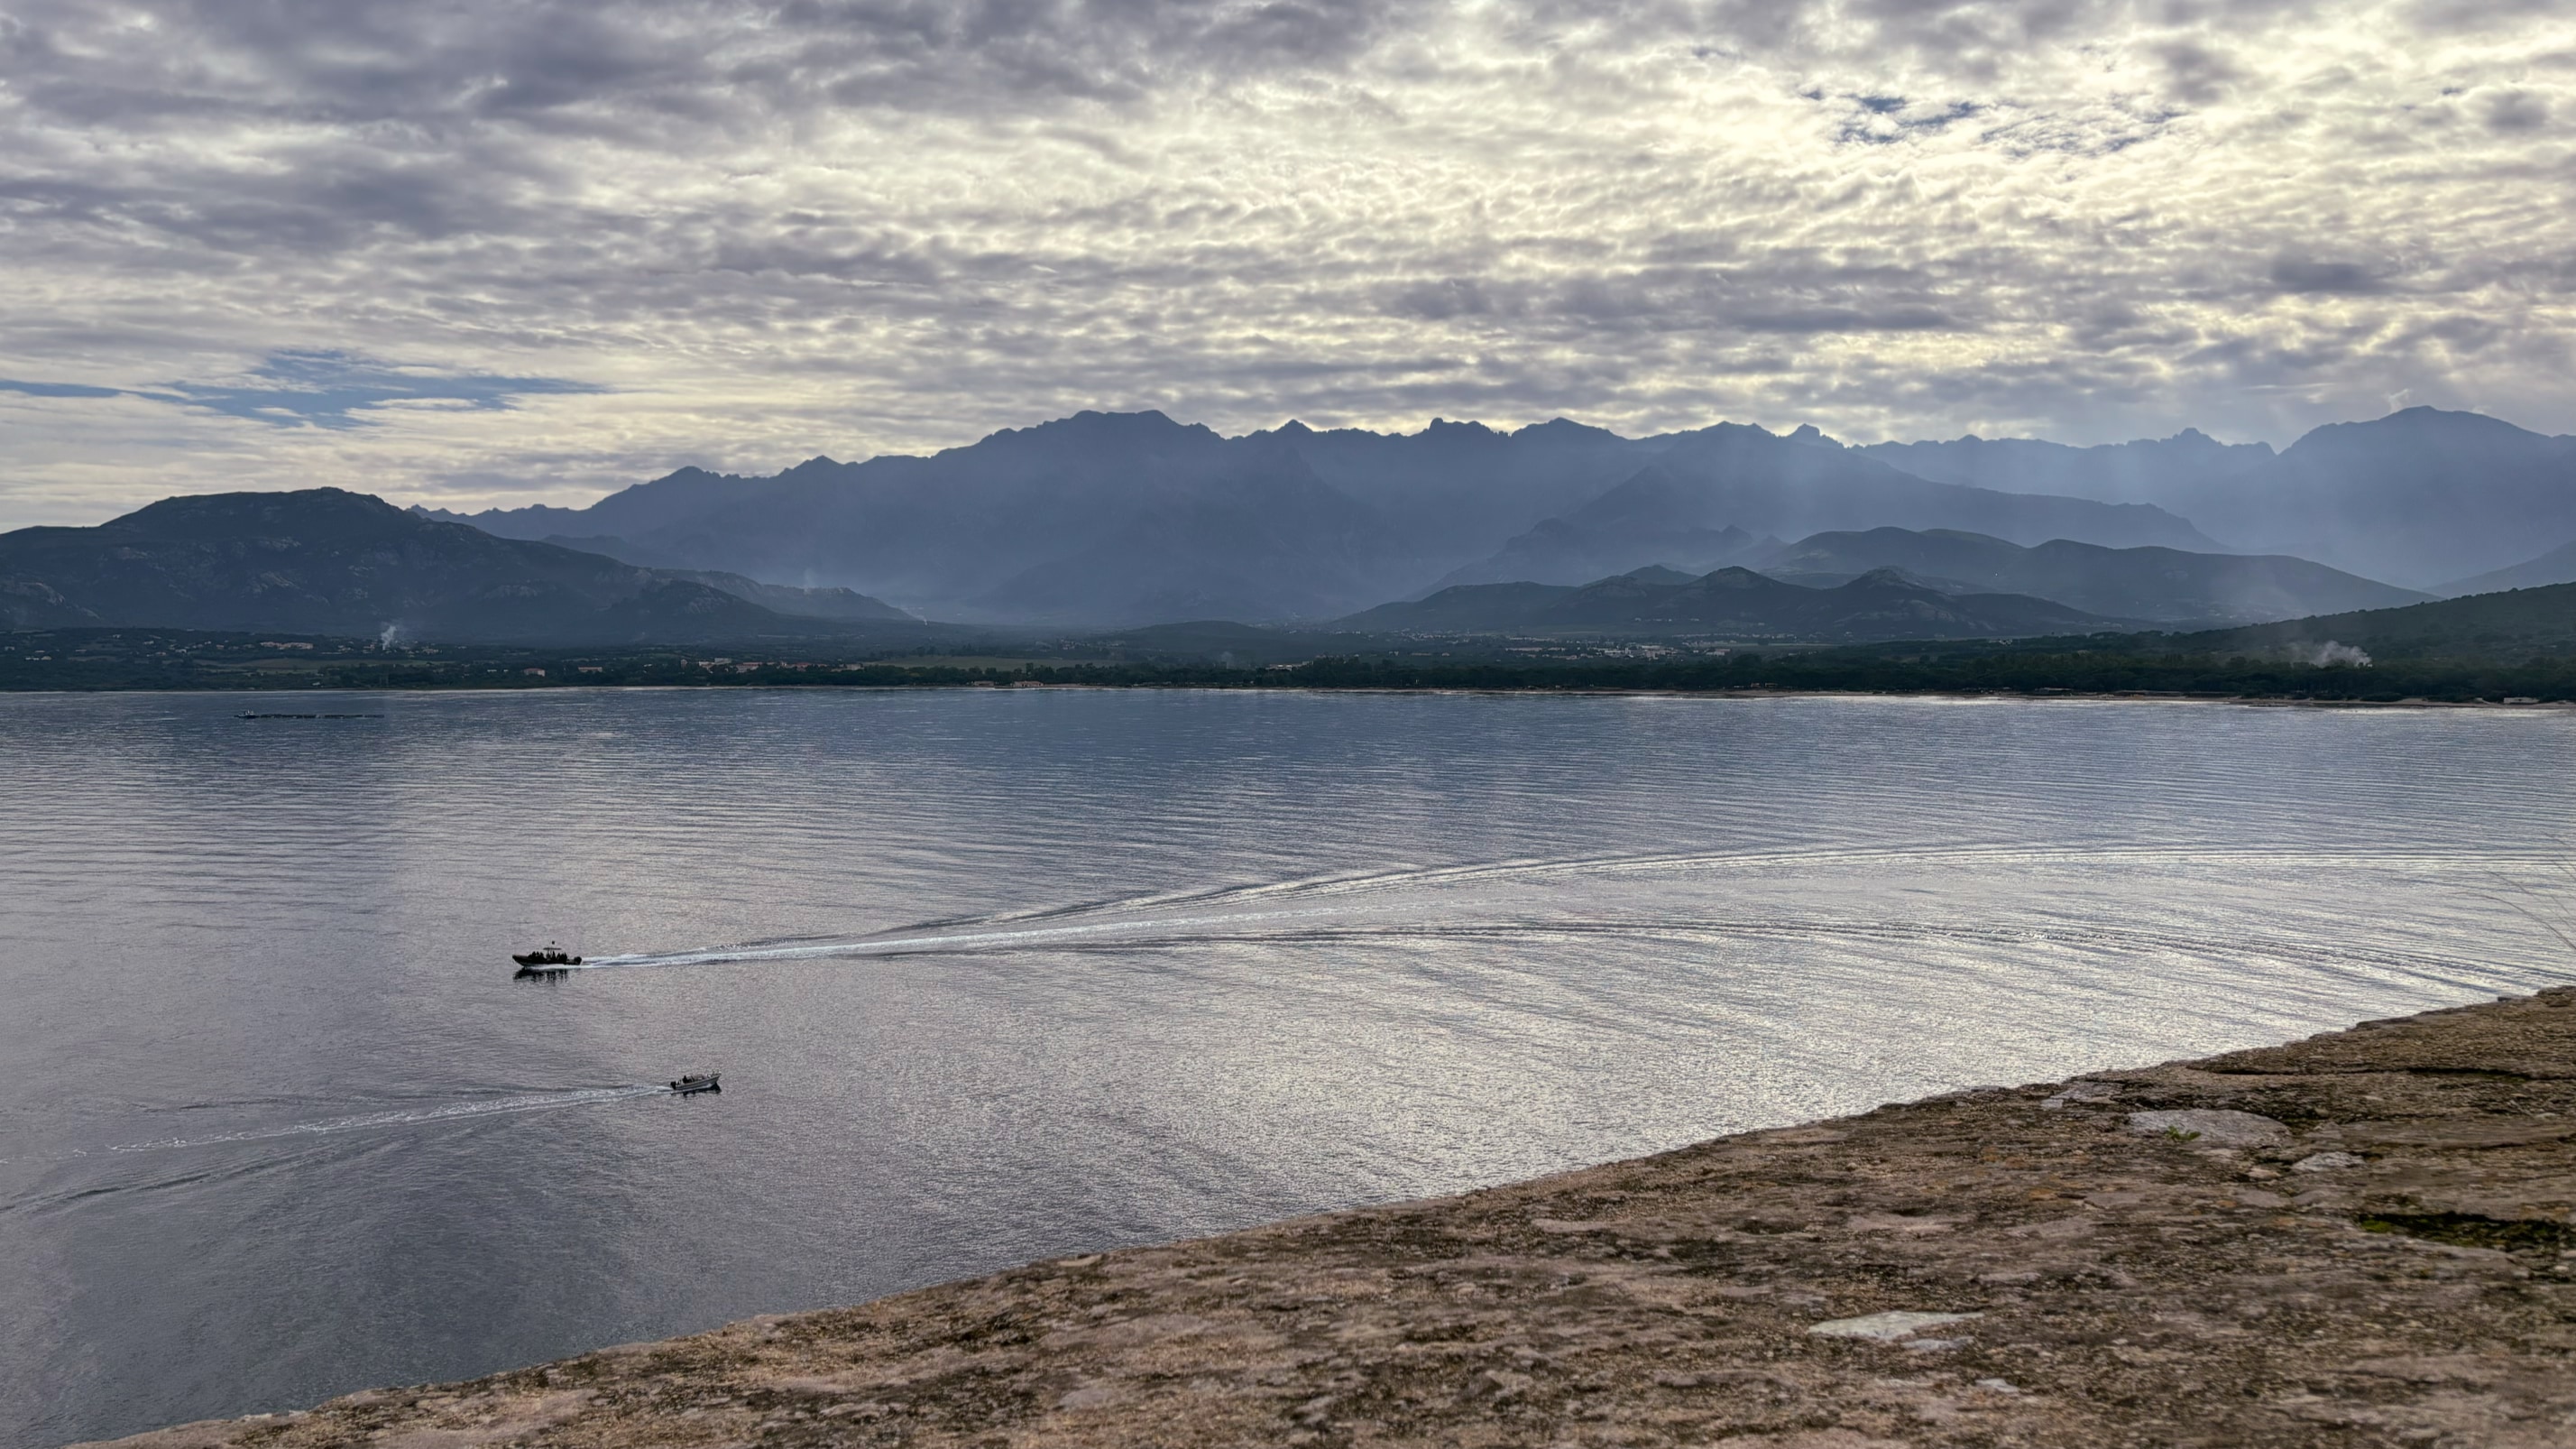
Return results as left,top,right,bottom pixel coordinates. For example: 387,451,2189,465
0,379,125,398
0,350,603,429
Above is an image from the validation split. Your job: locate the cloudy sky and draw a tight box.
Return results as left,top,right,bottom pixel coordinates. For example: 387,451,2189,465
0,0,2569,526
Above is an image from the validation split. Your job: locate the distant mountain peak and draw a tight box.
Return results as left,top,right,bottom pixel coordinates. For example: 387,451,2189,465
113,485,415,538
1846,566,1929,587
1696,566,1778,590
2369,405,2544,438
2280,404,2559,458
1514,417,1623,443
982,409,1213,448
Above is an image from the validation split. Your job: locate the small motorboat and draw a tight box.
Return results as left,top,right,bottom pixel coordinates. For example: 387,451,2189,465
669,1073,722,1094
512,944,582,968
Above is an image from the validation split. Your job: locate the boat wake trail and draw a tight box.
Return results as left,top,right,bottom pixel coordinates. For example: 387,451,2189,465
573,904,1387,972
890,843,2534,931
567,841,2555,976
1130,843,2560,907
104,1085,669,1155
566,910,2509,999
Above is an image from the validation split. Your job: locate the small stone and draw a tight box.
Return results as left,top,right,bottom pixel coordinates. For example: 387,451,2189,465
2292,1151,2364,1173
1808,1311,1979,1342
1973,1378,2022,1394
2126,1109,2290,1146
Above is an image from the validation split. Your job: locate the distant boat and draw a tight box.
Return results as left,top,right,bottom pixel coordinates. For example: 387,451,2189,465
512,944,582,967
669,1073,721,1094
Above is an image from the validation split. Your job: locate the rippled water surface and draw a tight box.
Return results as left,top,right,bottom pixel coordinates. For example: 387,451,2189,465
5,688,2573,1444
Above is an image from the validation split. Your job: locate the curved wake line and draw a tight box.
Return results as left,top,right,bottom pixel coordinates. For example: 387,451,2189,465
1012,918,2523,988
569,841,2562,975
937,843,2553,931
608,840,2555,964
102,1085,668,1155
1184,844,2562,905
575,905,1371,970
569,908,2533,994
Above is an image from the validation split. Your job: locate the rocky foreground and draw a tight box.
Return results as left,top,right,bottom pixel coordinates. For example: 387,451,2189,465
94,990,2576,1449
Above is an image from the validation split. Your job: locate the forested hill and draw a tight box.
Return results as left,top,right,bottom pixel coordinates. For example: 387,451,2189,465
0,488,913,643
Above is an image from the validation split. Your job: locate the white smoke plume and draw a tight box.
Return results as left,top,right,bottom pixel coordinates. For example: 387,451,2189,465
2283,641,2371,667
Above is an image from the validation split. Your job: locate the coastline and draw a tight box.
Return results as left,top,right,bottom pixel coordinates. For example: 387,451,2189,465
10,625,2574,703
6,679,2575,711
83,988,2576,1449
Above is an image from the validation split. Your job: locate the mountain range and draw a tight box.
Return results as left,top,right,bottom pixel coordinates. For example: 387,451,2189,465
1854,429,2279,508
2434,540,2576,597
1340,566,2118,641
1425,425,2217,589
0,489,914,643
424,406,2576,623
428,411,2216,624
427,415,1394,626
1855,409,2576,589
1751,528,2425,624
14,404,2576,648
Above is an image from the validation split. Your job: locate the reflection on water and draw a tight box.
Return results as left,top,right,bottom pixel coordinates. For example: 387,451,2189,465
1,688,2569,1444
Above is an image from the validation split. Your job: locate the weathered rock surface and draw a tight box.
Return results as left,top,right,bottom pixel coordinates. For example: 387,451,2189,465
82,989,2576,1449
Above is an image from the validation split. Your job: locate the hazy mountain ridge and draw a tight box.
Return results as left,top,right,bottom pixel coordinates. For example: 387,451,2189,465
1435,428,2219,589
1434,518,1767,589
2185,410,2576,587
434,413,1402,625
2438,540,2576,598
1854,429,2277,504
654,569,914,623
1340,564,2119,641
1757,528,2426,624
1246,416,1667,564
0,489,912,643
26,406,2571,642
1860,410,2576,589
438,411,2218,623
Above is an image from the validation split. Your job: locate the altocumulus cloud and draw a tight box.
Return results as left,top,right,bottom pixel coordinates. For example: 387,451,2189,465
0,0,2569,523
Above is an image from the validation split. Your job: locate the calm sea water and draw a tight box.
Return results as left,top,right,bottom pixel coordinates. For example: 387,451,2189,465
4,688,2572,1445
